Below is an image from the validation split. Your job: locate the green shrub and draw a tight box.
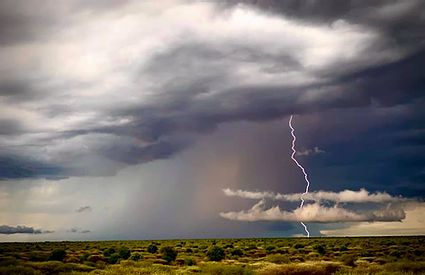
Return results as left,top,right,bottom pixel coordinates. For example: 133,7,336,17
147,244,158,254
29,253,48,262
313,244,326,255
184,257,196,266
247,244,257,251
293,243,304,249
265,246,276,253
160,246,178,263
389,250,402,258
103,247,116,257
47,249,66,262
79,253,90,262
129,253,143,261
87,254,104,263
108,253,121,264
118,247,131,260
230,248,244,257
207,246,226,261
339,245,348,252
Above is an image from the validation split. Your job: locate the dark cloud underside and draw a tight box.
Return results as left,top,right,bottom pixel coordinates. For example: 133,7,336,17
0,0,423,200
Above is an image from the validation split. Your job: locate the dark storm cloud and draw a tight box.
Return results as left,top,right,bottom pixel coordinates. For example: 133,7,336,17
0,156,65,180
0,0,423,187
0,225,53,234
337,48,425,106
0,81,32,100
0,0,128,46
0,1,55,45
0,119,25,135
224,0,425,45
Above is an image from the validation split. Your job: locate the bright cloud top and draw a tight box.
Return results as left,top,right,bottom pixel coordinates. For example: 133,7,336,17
220,188,410,223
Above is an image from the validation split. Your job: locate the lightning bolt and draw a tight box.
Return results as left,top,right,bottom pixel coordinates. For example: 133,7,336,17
289,115,311,237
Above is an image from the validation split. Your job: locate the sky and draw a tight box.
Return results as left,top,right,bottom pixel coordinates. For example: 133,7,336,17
0,0,424,241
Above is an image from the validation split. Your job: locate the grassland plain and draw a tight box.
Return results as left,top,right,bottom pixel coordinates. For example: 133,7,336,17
0,236,424,274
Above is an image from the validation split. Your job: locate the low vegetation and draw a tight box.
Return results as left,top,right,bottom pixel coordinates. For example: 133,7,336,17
0,236,424,274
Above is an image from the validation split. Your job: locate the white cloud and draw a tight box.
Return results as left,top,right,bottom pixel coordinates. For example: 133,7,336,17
220,199,406,223
223,188,276,200
220,188,416,223
223,188,400,203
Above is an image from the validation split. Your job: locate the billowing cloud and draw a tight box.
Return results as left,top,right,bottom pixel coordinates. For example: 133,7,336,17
221,188,412,223
0,0,423,179
0,225,53,234
223,188,400,203
220,200,405,223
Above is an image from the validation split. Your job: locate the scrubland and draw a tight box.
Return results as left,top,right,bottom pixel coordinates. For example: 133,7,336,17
0,236,424,274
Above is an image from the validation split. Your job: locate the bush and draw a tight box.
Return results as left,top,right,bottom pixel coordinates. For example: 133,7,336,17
29,253,48,262
313,244,326,255
265,246,276,253
130,253,143,261
340,254,356,267
247,244,257,251
207,246,225,261
160,246,178,263
184,257,196,266
230,248,244,257
389,250,402,258
147,244,158,254
103,248,116,257
108,253,121,264
339,245,348,252
47,249,66,262
87,254,104,263
118,247,131,260
293,243,304,249
79,253,90,262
